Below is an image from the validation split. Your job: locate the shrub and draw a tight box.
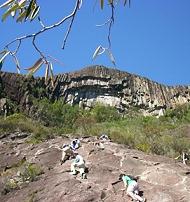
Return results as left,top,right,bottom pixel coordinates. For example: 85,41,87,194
75,115,97,135
34,99,80,129
21,163,44,182
0,113,54,143
164,103,190,122
136,143,151,153
0,113,31,133
3,178,19,194
91,104,121,122
2,162,43,195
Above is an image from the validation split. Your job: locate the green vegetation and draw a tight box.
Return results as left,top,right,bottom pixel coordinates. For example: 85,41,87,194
2,162,43,195
33,99,80,130
20,163,44,182
1,99,190,159
0,113,54,143
26,190,39,202
164,103,190,122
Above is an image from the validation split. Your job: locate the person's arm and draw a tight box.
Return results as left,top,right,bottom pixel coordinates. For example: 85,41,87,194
123,180,127,188
122,176,129,188
120,179,127,191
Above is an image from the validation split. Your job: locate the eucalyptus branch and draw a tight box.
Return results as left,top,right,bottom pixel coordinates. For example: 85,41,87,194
8,49,21,73
5,39,21,55
32,36,46,61
37,16,45,28
62,3,78,50
13,39,21,55
92,1,116,66
108,2,115,49
95,1,115,49
4,0,81,57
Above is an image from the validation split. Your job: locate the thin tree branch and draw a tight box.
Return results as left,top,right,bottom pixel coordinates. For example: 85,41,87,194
108,2,115,49
62,4,78,49
96,18,110,27
7,48,21,73
5,39,21,54
37,16,45,28
32,36,46,61
12,39,21,55
95,1,115,49
5,0,80,54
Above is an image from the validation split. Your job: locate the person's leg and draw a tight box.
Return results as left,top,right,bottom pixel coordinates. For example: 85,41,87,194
127,190,139,201
134,183,139,195
127,184,138,201
133,186,145,202
70,163,77,175
67,149,74,159
79,166,84,174
133,194,144,202
61,151,66,161
61,151,68,164
80,168,86,179
78,163,86,179
127,182,144,202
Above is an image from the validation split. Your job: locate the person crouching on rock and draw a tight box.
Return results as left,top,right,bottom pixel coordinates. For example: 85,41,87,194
70,138,80,151
70,154,87,179
61,144,75,165
119,174,146,202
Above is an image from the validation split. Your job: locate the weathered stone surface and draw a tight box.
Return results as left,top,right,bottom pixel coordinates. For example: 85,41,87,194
0,135,190,202
1,65,190,116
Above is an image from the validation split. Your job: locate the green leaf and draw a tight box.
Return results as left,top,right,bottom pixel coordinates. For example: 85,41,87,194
16,9,27,22
108,0,113,5
12,55,20,73
49,62,54,87
0,51,10,63
100,0,104,9
93,45,102,59
18,0,26,7
2,9,12,21
11,10,16,17
25,58,44,75
124,0,130,7
0,61,3,70
0,0,14,8
2,3,19,22
78,0,82,10
106,49,116,66
25,0,35,20
30,5,40,21
0,50,7,55
92,45,105,60
45,63,50,84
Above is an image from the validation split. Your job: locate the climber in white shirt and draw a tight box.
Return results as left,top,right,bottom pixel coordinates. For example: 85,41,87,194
70,154,86,179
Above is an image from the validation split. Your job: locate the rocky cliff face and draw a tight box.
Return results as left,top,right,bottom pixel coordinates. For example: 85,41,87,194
1,65,190,116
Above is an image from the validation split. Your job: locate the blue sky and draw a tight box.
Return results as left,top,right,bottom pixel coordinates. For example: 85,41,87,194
0,0,190,86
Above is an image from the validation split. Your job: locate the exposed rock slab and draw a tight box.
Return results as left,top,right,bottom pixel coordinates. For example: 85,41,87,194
0,135,190,202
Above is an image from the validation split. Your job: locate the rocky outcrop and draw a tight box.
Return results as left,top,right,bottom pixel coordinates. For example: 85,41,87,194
1,65,190,116
0,134,190,202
